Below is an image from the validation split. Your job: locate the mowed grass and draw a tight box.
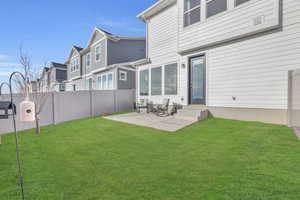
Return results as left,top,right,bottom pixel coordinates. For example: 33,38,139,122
0,117,300,200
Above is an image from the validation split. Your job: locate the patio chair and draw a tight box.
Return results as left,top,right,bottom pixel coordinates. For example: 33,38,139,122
135,99,149,113
156,98,170,117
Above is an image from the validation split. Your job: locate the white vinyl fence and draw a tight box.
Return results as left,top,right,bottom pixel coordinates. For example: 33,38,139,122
0,90,135,134
288,69,300,129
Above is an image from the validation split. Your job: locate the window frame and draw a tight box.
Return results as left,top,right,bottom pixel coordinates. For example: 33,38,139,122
164,63,178,95
95,45,101,62
107,73,113,89
151,66,163,96
184,0,201,27
139,69,149,96
206,0,227,19
119,70,128,81
102,74,107,90
96,75,102,90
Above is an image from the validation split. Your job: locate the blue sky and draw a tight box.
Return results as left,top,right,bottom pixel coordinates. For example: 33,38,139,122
0,0,157,83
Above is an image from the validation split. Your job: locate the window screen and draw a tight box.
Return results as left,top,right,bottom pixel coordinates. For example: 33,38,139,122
151,67,162,96
184,0,201,27
206,0,227,18
108,74,113,89
140,70,149,96
165,63,178,95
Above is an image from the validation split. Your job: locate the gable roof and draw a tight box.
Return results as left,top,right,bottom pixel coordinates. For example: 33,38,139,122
51,62,67,69
137,0,177,21
86,27,145,48
66,45,83,63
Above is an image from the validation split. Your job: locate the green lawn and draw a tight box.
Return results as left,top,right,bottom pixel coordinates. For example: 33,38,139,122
0,117,300,200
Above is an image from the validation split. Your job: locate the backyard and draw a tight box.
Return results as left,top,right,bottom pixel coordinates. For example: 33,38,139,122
0,116,300,200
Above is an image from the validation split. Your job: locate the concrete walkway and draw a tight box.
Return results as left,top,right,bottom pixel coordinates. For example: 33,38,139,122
104,112,198,132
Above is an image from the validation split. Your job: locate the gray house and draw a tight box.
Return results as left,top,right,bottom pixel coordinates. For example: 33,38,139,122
38,62,67,92
65,27,146,91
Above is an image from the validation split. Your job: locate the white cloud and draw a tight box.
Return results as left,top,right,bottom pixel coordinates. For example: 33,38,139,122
0,54,8,61
0,62,21,68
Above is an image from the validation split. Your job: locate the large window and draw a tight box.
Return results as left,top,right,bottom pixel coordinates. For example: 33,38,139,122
235,0,250,7
97,76,102,89
70,58,79,72
151,67,162,96
107,74,113,89
206,0,227,18
95,45,101,62
165,63,178,95
184,0,201,27
140,70,149,96
102,75,107,89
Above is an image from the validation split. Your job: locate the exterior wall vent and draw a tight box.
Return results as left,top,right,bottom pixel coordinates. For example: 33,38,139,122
253,16,265,26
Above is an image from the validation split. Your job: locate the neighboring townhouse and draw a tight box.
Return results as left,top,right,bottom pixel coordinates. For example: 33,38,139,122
65,27,146,91
38,62,67,92
135,0,300,124
39,67,50,92
48,62,68,92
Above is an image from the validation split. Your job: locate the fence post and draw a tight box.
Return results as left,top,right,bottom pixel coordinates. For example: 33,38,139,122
288,71,293,127
114,90,117,113
52,92,56,125
90,90,93,117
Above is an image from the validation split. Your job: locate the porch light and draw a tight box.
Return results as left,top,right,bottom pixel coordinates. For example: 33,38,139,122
182,63,186,69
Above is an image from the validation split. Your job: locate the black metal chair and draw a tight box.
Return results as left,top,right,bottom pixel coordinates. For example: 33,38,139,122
156,98,170,117
135,99,148,113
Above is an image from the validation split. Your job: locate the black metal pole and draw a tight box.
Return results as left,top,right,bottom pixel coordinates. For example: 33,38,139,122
0,72,27,200
9,72,26,200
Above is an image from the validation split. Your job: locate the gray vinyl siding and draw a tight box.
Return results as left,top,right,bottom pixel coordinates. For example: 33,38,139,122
107,39,146,65
82,51,92,75
117,68,136,90
91,39,106,71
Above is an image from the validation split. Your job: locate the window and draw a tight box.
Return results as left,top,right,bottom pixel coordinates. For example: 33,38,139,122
140,70,149,96
95,45,101,62
71,58,79,72
165,63,178,95
151,67,162,96
184,0,201,27
108,74,113,89
119,71,127,81
206,0,227,18
97,76,102,89
235,0,250,7
102,75,107,89
86,53,91,67
75,59,79,70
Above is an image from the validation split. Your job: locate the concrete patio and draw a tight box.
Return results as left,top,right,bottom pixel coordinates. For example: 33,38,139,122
105,112,197,132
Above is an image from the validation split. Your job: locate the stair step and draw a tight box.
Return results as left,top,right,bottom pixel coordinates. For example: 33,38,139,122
175,108,209,122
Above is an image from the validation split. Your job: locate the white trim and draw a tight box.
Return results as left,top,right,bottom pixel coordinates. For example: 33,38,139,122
137,0,177,21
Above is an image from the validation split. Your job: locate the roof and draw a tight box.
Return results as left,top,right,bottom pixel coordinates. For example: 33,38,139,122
73,46,83,52
51,62,67,69
97,27,112,35
137,0,176,21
